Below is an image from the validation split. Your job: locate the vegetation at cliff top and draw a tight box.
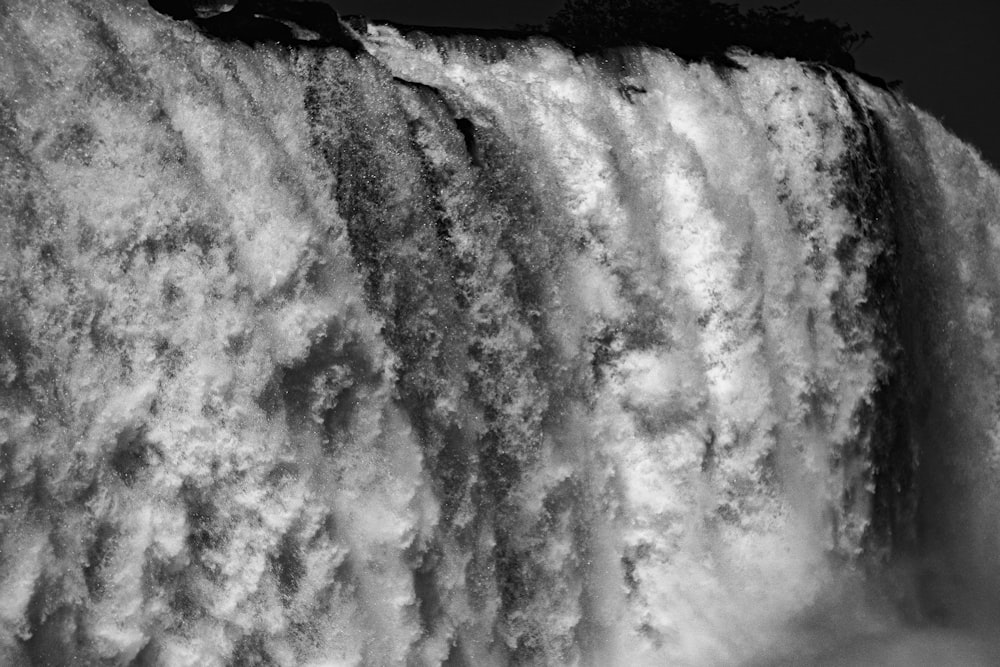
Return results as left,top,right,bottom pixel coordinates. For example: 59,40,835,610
538,0,870,70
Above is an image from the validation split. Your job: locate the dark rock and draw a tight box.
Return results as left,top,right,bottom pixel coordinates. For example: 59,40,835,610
148,0,364,53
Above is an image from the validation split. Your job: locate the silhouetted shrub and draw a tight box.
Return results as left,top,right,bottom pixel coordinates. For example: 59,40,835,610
542,0,869,69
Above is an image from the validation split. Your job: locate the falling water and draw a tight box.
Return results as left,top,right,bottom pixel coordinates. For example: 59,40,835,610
1,2,1000,664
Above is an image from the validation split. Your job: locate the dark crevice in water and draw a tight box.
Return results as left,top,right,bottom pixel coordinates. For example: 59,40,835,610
454,118,481,167
20,603,87,666
823,72,918,568
272,532,305,602
618,84,648,104
83,521,118,599
131,640,161,666
228,632,278,667
0,308,32,395
412,547,445,636
391,75,443,98
110,424,157,487
183,480,225,563
442,638,469,666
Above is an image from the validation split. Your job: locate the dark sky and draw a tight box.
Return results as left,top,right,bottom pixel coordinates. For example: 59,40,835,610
334,0,1000,168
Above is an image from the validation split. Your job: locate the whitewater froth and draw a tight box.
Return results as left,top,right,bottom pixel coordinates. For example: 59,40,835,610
0,2,998,665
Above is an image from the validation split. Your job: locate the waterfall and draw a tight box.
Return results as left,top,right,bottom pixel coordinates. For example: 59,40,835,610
1,2,999,664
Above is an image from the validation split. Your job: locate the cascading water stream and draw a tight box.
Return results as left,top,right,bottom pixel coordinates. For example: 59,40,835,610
1,2,999,665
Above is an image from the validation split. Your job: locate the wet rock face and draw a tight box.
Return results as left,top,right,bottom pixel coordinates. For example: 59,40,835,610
1,1,1000,665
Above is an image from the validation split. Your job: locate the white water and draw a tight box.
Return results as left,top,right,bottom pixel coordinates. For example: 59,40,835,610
1,2,1000,665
